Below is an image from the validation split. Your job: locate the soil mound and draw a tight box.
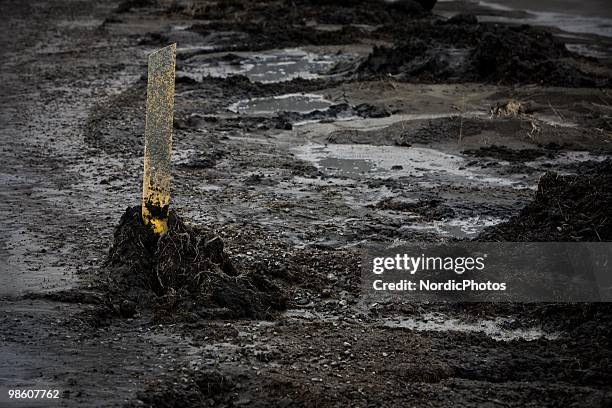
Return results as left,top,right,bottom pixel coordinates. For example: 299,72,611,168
462,145,554,162
104,206,286,320
187,0,433,25
357,18,611,87
478,160,612,241
183,0,434,52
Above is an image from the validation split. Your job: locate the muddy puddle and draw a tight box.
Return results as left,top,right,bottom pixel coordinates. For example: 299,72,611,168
295,111,485,128
290,141,608,238
293,143,532,187
180,48,355,83
285,309,559,341
229,93,334,115
400,215,507,238
382,312,560,342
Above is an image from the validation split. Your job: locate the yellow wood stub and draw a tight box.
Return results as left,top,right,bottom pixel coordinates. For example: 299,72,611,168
142,44,176,234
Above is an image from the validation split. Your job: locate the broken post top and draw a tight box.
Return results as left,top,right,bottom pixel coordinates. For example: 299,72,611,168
142,44,176,235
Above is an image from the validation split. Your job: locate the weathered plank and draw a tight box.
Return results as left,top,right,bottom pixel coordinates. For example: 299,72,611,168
142,43,176,234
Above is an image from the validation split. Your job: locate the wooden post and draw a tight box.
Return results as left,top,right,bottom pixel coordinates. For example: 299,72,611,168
142,43,176,234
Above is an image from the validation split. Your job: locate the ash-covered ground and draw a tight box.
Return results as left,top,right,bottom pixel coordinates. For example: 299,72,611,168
1,0,612,407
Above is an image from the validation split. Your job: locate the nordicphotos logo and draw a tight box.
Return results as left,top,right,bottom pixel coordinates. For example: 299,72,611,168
363,243,612,302
370,252,506,293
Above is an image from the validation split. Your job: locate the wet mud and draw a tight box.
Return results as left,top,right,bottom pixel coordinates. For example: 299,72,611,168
2,0,612,407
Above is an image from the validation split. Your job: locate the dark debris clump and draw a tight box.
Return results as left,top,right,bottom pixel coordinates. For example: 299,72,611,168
104,206,286,320
356,18,611,87
478,160,612,241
